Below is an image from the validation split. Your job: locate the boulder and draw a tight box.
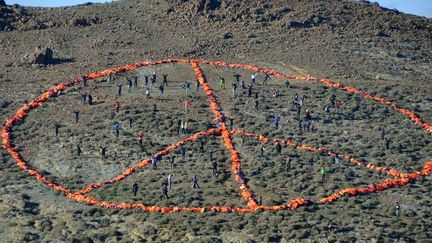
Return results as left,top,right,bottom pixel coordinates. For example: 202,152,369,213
70,17,90,27
21,46,54,65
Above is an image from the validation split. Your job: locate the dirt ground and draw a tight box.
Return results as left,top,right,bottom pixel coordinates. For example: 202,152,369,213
0,0,431,242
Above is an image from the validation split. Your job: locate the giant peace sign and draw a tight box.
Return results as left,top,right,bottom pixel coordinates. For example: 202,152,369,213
2,59,431,213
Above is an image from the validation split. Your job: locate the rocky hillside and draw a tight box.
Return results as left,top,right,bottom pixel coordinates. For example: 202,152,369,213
0,0,431,242
1,0,430,82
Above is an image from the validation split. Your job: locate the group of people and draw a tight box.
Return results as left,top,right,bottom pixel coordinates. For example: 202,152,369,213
291,93,317,133
127,145,226,199
57,70,168,158
218,72,275,98
56,67,401,208
131,173,201,200
178,120,189,134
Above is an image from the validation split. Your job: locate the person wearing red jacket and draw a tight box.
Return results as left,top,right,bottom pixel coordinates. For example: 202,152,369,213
114,100,121,113
184,100,190,113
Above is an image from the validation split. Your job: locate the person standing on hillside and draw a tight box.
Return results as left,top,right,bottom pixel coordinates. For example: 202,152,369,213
208,150,214,161
199,140,205,153
100,145,107,159
117,84,122,97
251,73,257,85
114,122,121,138
81,93,87,104
228,117,234,130
248,85,253,97
151,72,157,87
145,87,151,99
286,158,291,171
334,154,340,164
276,142,282,155
231,82,237,97
259,144,265,157
133,76,138,88
151,155,157,169
308,158,314,174
184,99,191,113
240,79,245,90
76,144,82,157
132,182,138,197
219,76,226,90
87,93,93,105
54,122,60,137
179,120,184,134
233,73,241,83
384,138,392,150
274,115,280,129
320,167,328,182
395,202,401,218
144,74,149,87
304,109,311,121
159,84,164,97
296,104,302,120
167,174,173,190
191,174,200,189
107,73,113,85
195,79,200,92
180,147,186,160
162,184,169,199
212,160,218,176
186,81,191,95
330,94,336,108
304,120,312,132
380,127,386,141
169,155,175,168
263,73,271,85
292,93,299,109
136,133,144,148
163,74,168,86
73,110,80,124
255,99,259,111
185,82,191,95
81,76,88,88
184,120,189,134
127,78,133,93
114,99,121,113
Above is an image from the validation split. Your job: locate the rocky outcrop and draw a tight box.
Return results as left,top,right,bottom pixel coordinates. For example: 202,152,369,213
21,46,54,65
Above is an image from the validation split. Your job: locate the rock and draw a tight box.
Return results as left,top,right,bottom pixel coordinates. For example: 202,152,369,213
0,100,11,108
223,32,233,39
395,52,406,58
23,233,40,241
376,30,389,37
21,46,54,65
34,219,53,232
192,0,221,13
70,15,101,27
24,19,47,30
168,0,221,14
70,17,90,27
166,6,174,14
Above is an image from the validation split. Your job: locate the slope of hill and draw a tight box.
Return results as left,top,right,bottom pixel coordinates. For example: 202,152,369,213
0,0,431,241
